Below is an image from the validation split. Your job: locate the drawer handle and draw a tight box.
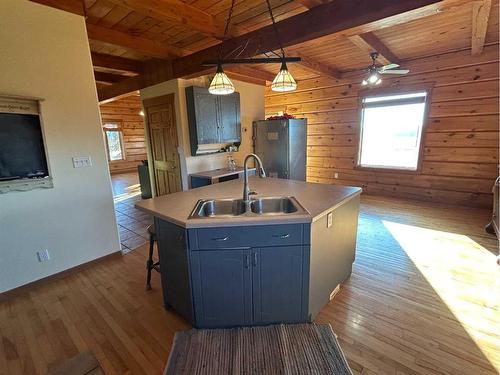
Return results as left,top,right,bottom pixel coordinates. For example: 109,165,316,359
212,236,229,242
272,233,290,239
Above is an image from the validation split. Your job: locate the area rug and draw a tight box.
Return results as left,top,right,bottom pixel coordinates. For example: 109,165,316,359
164,323,353,374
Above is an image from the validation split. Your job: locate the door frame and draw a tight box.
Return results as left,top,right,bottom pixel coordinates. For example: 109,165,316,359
142,93,182,197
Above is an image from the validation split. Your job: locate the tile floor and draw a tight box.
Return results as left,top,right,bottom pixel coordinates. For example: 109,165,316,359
111,172,152,252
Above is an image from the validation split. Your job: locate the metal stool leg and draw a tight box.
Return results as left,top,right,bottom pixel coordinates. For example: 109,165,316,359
146,233,155,290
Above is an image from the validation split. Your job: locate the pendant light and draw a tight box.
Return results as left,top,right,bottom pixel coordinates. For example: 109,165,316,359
204,0,299,94
208,0,235,95
271,60,297,92
266,0,297,92
209,63,235,95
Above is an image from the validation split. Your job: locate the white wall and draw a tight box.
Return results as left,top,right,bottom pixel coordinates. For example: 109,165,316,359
140,77,265,191
0,0,121,293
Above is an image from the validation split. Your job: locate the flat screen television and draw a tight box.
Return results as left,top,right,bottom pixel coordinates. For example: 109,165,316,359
0,112,49,181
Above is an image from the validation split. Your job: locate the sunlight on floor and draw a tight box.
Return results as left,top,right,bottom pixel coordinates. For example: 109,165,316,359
382,220,500,370
113,184,141,203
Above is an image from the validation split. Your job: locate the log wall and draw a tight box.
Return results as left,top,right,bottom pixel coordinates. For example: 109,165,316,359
99,95,147,174
265,44,500,208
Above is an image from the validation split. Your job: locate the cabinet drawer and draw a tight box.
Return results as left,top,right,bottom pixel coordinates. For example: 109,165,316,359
194,224,304,250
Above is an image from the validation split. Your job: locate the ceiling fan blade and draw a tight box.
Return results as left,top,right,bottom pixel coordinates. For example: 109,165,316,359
380,69,410,75
379,63,400,71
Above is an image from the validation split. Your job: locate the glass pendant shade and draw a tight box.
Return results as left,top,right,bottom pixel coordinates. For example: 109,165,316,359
209,64,235,95
271,61,297,92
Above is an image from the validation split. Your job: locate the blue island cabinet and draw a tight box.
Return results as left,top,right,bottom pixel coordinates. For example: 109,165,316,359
155,219,312,328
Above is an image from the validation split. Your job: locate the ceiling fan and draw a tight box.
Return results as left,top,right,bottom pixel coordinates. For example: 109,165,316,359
361,52,410,86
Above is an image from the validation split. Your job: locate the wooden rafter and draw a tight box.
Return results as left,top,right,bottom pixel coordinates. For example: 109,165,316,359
293,53,341,79
103,0,225,38
225,65,277,83
348,32,399,65
91,53,144,74
99,0,470,100
94,72,127,84
471,0,492,55
86,24,188,59
296,0,329,10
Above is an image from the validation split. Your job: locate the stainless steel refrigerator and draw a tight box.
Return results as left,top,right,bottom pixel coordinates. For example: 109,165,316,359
253,119,307,181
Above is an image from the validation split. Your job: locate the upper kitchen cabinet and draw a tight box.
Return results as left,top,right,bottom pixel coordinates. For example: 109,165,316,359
186,86,241,156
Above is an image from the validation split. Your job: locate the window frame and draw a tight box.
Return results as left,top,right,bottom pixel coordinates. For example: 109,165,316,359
103,122,126,162
355,85,433,174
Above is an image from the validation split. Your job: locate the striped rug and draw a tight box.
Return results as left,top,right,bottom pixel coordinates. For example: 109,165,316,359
164,323,353,374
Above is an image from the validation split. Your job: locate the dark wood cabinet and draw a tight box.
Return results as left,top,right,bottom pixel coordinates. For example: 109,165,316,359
185,86,241,156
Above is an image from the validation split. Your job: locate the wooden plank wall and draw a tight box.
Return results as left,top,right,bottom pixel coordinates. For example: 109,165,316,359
99,95,147,174
265,44,500,208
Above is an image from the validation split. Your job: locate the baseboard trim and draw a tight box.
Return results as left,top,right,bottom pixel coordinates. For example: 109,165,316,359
0,251,122,302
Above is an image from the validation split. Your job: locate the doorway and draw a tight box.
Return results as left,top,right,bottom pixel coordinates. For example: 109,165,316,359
143,94,182,196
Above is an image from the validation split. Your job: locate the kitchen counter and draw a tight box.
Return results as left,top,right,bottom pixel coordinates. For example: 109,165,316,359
135,176,361,228
189,166,255,180
136,177,361,328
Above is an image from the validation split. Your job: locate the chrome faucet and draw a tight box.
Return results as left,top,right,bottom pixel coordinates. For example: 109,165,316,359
243,153,266,203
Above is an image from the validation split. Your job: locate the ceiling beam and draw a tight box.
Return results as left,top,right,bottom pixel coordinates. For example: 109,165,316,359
91,53,144,74
296,0,329,10
104,0,224,38
471,0,492,55
224,66,277,82
98,0,468,100
30,0,84,15
348,32,399,64
94,72,127,84
86,24,188,59
293,53,341,79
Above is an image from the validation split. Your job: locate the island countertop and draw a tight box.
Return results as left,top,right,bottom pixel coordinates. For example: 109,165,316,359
135,177,361,228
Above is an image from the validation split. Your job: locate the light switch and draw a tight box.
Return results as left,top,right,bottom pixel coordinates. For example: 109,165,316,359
327,212,333,228
72,156,92,168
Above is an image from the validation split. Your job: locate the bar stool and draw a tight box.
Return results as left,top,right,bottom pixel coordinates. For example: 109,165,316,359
146,224,160,290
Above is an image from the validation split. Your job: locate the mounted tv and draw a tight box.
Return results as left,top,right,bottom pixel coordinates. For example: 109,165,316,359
0,97,49,182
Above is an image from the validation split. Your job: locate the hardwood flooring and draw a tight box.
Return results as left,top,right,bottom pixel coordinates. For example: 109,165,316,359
1,196,498,374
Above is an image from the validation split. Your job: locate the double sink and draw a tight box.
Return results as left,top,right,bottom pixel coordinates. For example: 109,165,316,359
189,196,307,219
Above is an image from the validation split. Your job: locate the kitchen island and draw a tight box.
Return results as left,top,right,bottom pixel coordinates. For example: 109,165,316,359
136,177,361,328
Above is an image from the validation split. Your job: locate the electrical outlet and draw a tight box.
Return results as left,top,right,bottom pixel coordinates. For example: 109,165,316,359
327,212,333,228
72,156,92,168
334,172,339,179
37,249,50,262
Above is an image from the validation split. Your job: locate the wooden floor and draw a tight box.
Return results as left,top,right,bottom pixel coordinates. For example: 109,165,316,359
1,196,498,375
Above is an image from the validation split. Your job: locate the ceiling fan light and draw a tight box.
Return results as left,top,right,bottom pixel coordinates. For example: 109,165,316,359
209,64,235,95
271,61,297,92
368,73,379,84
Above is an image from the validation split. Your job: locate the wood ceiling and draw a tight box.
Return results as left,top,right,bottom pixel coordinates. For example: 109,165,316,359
31,0,498,101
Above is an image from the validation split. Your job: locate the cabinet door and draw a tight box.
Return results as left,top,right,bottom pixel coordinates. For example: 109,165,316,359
218,93,240,143
252,246,306,324
156,219,193,323
191,249,252,328
193,89,219,144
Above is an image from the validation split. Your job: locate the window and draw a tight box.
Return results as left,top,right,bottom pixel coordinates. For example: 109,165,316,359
358,91,428,171
103,123,125,161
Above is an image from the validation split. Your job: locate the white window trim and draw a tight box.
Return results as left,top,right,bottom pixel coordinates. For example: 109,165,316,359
356,89,431,173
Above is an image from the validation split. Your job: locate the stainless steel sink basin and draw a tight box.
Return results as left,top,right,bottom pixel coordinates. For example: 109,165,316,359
250,197,298,215
189,196,307,219
190,198,246,218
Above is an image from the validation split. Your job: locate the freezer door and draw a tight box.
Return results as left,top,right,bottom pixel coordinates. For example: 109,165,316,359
253,120,289,179
288,119,307,181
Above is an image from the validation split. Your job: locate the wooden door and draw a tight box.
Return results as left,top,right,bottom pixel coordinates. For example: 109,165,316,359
252,246,305,324
143,94,181,196
190,249,253,328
